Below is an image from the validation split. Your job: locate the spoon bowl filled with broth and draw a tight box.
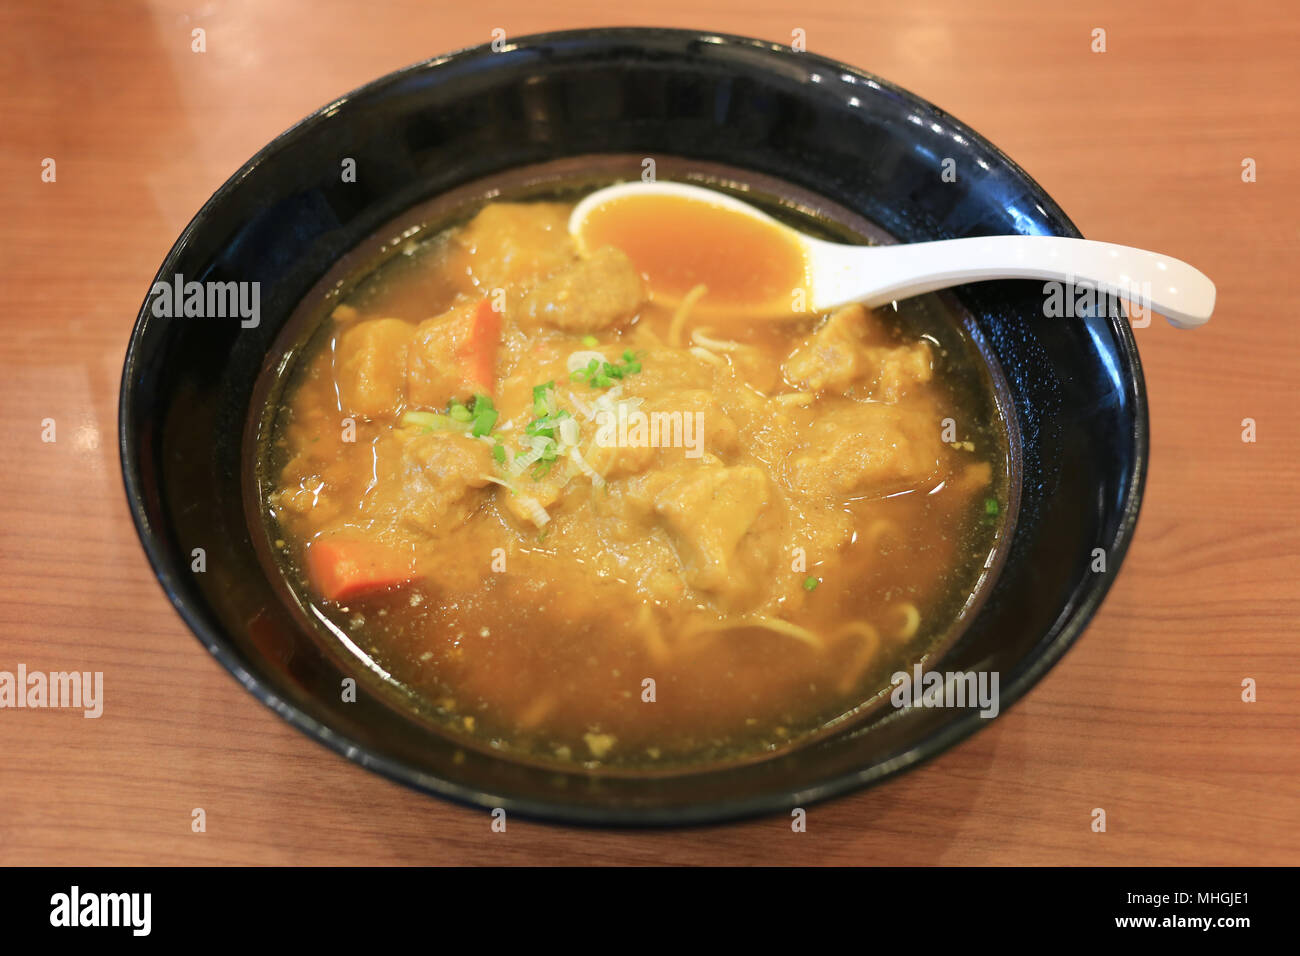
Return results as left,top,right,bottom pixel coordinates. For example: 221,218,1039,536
121,29,1145,822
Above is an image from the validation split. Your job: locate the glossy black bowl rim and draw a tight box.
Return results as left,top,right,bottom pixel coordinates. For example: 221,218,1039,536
118,26,1149,826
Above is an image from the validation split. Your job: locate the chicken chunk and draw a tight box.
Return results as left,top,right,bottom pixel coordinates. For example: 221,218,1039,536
783,303,933,400
584,437,660,481
516,246,646,332
454,202,577,292
785,401,942,498
334,318,414,419
867,340,934,402
783,304,873,392
497,463,572,529
406,300,481,409
397,431,495,535
654,465,772,594
640,388,738,459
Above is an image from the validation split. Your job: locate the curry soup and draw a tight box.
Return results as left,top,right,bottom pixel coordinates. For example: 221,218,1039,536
257,186,1010,770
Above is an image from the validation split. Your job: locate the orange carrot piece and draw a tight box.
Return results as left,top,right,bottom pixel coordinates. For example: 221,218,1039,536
305,538,416,602
459,298,501,394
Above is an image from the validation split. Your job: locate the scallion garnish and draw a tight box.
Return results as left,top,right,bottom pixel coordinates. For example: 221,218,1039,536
570,354,643,389
471,408,498,437
532,381,557,417
400,409,469,433
524,410,571,439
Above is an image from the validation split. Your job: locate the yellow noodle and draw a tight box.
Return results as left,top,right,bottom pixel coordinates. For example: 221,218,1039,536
689,345,725,365
833,621,881,693
892,602,921,641
833,620,882,644
691,327,748,351
688,615,824,650
748,616,824,649
668,284,709,347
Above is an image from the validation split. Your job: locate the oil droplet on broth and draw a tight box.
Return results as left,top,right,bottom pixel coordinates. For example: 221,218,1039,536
579,193,810,313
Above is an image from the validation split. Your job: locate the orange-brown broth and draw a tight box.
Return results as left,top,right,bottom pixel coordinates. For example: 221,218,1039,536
581,194,809,311
261,194,1008,770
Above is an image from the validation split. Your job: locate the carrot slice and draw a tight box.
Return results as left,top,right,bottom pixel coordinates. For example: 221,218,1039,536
305,538,416,602
459,297,501,394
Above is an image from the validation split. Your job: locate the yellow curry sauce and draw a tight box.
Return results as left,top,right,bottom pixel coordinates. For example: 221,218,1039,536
262,194,1007,769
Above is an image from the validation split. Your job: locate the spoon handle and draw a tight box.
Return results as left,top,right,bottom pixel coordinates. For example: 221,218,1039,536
810,236,1215,328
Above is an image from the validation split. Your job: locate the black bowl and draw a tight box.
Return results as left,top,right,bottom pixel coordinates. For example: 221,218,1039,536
119,28,1145,825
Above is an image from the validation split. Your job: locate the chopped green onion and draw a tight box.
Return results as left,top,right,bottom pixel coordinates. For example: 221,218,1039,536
984,497,999,516
473,393,494,414
517,435,558,461
532,381,557,416
572,355,644,389
400,410,468,432
524,410,570,438
581,335,599,347
471,408,498,437
491,444,506,464
449,402,472,423
803,576,820,592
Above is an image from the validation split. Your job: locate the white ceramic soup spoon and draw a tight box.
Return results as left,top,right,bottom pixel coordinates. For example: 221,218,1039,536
569,181,1215,328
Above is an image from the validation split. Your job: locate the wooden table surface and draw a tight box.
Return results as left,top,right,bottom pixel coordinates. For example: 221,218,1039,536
2,0,1296,866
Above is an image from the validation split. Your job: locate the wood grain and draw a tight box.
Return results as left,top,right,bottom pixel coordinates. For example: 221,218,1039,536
1,0,1296,865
